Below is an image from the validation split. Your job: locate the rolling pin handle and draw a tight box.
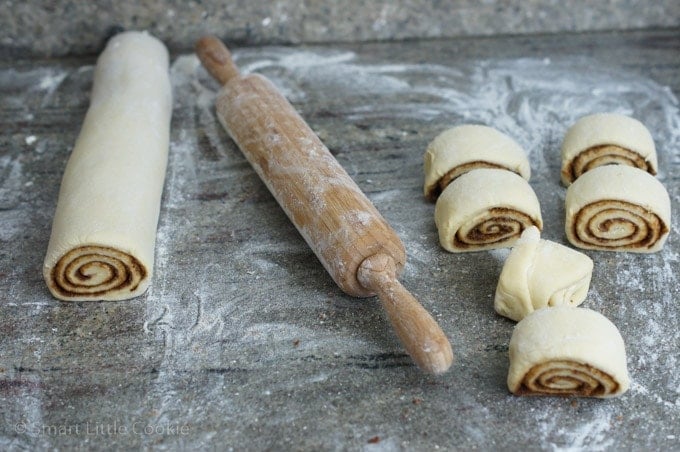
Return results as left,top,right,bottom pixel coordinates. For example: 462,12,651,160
195,36,241,85
357,254,454,375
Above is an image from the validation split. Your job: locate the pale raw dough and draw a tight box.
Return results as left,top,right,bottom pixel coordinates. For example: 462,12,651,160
423,125,530,200
494,226,593,322
561,112,657,185
434,168,542,252
565,165,671,253
508,306,629,398
43,31,172,301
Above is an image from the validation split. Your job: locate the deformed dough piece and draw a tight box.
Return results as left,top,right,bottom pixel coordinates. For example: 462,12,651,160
565,165,671,253
561,113,657,185
423,125,530,201
494,226,593,322
43,31,172,301
434,168,542,252
508,306,629,398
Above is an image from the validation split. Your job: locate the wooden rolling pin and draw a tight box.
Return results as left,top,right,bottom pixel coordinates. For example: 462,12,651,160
196,36,453,375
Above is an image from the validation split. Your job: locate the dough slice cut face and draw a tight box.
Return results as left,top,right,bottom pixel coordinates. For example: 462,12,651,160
434,169,542,252
494,226,593,322
49,245,147,299
508,306,629,398
43,31,172,301
423,125,530,201
565,165,671,253
560,113,657,185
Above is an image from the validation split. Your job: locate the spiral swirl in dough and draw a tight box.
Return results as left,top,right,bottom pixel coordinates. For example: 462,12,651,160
565,165,670,253
508,306,629,398
49,245,147,299
560,113,657,185
435,169,542,252
423,125,530,201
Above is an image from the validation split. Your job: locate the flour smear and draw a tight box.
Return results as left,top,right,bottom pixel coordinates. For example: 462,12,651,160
140,47,680,446
230,47,679,177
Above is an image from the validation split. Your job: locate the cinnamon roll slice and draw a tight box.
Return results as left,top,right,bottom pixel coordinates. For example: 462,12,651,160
434,169,542,252
424,125,530,201
43,32,171,301
508,306,629,398
494,227,593,322
48,245,148,300
565,165,671,253
561,113,657,185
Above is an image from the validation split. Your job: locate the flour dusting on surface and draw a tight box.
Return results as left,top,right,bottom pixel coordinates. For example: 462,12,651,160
3,33,680,451
217,47,676,443
50,45,674,448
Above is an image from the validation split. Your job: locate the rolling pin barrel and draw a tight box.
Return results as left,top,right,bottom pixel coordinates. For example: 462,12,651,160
215,73,405,297
197,36,453,374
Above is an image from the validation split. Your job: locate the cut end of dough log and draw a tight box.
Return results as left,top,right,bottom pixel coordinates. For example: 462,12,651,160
508,306,629,398
450,206,541,251
514,360,623,397
565,165,671,253
434,169,543,253
423,125,530,201
560,113,657,185
45,245,149,301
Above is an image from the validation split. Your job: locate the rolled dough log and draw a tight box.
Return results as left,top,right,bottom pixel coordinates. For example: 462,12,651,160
507,306,629,398
561,113,657,185
434,168,542,252
43,31,172,301
423,125,530,201
565,165,671,253
494,226,593,322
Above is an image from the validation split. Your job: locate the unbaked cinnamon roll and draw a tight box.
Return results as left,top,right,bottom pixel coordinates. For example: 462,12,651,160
565,165,670,253
434,169,542,252
508,306,629,398
424,125,530,201
561,113,657,185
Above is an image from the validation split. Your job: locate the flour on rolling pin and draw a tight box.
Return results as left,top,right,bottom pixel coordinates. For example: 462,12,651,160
196,37,454,374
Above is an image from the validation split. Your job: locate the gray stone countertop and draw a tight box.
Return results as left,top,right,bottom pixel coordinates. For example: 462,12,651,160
1,29,679,450
1,0,679,58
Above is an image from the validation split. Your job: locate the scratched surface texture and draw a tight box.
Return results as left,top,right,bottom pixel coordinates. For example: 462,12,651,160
1,29,679,450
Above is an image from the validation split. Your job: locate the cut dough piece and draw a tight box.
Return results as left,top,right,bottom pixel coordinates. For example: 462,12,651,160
508,306,629,398
423,125,530,201
43,31,172,301
494,226,593,322
434,168,542,252
561,113,657,185
565,165,670,253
